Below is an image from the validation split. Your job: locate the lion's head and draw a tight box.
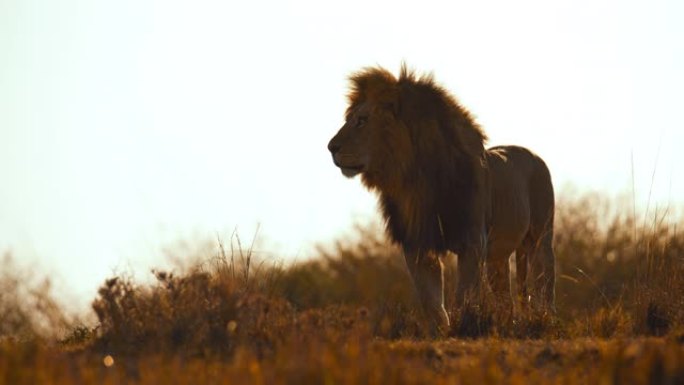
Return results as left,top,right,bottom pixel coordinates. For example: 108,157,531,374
326,101,376,178
327,68,411,182
328,65,489,253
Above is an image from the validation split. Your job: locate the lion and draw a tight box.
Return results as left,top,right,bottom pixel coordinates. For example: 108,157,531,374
327,65,556,334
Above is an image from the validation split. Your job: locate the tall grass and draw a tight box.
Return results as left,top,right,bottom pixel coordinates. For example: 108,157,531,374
554,193,684,336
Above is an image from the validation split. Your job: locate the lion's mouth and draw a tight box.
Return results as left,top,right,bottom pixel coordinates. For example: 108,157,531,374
340,165,363,177
332,153,364,177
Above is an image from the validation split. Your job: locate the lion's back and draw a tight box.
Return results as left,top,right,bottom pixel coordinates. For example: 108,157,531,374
486,145,552,190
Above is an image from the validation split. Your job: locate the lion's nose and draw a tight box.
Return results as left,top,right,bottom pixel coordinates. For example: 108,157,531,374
328,140,341,154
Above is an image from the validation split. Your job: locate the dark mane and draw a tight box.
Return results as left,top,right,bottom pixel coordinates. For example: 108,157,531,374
347,66,489,254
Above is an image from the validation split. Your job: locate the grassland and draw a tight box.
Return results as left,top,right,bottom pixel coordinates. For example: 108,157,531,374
1,192,684,384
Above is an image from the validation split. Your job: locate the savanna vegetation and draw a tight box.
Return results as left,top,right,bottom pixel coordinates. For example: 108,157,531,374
2,192,684,384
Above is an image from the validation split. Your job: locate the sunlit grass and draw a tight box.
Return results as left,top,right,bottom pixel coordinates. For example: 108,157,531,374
1,192,684,384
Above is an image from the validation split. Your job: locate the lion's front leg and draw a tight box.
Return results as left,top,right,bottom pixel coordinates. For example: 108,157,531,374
403,248,450,336
455,230,487,306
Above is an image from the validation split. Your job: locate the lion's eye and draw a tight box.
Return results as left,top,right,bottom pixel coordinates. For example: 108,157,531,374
357,116,368,128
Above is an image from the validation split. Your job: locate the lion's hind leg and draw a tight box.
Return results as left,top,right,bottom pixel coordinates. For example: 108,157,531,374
527,160,557,313
529,230,556,313
485,247,514,311
513,246,529,312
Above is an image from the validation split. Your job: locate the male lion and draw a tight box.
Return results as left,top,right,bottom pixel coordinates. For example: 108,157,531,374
327,66,556,334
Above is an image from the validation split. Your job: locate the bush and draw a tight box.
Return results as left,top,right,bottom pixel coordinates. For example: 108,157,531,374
0,254,71,341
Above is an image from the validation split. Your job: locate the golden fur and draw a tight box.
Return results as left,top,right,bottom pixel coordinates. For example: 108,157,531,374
328,66,556,333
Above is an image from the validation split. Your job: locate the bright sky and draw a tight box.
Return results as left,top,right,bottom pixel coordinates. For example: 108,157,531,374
1,0,683,310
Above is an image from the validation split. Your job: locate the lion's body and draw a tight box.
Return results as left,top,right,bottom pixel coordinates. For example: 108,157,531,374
328,66,556,334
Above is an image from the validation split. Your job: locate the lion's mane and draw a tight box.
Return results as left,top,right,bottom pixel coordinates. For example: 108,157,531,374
347,66,490,254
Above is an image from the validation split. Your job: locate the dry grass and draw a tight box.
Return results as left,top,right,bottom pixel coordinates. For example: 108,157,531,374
2,192,684,384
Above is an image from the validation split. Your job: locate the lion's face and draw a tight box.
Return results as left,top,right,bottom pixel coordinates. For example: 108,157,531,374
327,103,376,178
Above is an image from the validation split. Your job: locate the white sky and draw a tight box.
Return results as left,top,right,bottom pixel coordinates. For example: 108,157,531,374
1,0,683,310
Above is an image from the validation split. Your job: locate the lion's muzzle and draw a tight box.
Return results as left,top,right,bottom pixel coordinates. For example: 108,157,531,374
328,138,360,177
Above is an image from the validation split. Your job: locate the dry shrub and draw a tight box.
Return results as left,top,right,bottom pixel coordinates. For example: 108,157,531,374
0,254,71,341
88,247,379,358
90,267,294,358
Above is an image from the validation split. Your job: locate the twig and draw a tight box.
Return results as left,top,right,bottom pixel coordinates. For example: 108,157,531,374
575,267,611,308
